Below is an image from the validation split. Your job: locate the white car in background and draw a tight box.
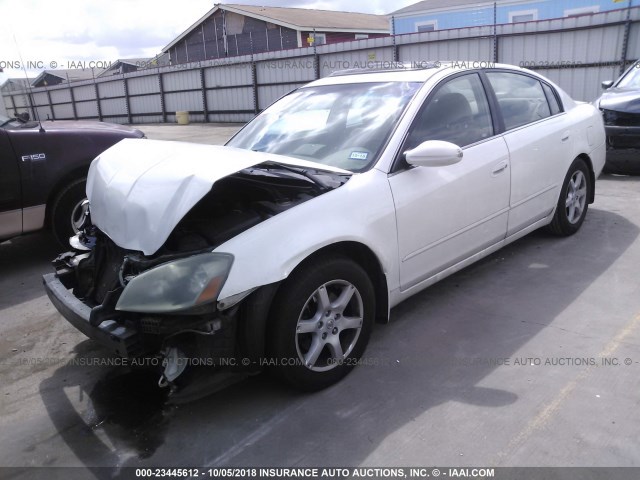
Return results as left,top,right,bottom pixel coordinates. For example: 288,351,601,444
44,62,606,392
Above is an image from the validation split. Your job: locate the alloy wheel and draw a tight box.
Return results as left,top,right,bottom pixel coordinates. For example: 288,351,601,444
295,280,364,372
565,170,587,224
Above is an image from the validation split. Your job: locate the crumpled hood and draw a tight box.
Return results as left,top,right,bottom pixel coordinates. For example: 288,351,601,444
87,139,350,255
598,88,640,114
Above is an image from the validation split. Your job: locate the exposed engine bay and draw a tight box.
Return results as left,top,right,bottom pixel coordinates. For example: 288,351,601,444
49,164,349,394
162,166,342,253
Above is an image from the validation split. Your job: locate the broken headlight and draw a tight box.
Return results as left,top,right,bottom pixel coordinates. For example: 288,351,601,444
115,253,233,313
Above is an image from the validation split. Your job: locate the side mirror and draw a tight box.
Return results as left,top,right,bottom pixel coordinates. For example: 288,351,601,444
405,140,463,167
601,80,614,90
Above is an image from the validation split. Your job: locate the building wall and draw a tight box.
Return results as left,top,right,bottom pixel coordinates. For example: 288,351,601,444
101,63,142,77
393,0,635,33
170,10,300,64
1,80,30,93
300,31,388,47
33,73,64,88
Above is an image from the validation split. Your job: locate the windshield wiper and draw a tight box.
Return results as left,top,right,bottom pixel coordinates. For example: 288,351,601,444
0,118,16,128
261,161,333,191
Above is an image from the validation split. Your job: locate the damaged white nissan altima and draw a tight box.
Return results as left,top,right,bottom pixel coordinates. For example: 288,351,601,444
43,63,606,392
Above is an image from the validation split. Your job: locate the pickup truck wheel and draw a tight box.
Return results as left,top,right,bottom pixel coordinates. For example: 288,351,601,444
268,256,375,391
546,158,590,236
51,178,87,247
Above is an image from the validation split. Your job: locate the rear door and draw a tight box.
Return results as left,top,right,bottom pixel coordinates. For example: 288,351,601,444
0,129,22,239
485,71,572,235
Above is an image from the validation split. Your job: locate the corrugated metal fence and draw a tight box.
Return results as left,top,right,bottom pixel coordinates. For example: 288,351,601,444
3,7,639,125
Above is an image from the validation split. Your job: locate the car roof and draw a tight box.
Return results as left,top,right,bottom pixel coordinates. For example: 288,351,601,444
305,61,534,87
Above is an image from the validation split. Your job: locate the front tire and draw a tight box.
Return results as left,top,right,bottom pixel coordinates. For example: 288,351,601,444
268,256,375,391
546,158,591,236
51,178,87,247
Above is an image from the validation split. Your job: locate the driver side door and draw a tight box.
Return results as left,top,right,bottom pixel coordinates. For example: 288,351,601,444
388,73,511,292
0,129,22,240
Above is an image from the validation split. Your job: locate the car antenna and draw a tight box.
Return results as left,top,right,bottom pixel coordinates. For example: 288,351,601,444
13,34,45,133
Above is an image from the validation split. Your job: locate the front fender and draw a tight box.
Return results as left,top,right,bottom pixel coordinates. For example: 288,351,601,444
214,169,399,301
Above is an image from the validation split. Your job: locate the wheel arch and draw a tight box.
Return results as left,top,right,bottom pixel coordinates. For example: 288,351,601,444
576,153,595,204
292,241,390,324
237,241,391,366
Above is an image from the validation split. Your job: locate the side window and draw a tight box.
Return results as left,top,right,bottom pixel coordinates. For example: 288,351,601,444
486,72,552,130
542,83,562,115
405,73,493,150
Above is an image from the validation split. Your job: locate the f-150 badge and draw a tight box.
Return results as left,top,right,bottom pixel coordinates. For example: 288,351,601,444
21,153,46,161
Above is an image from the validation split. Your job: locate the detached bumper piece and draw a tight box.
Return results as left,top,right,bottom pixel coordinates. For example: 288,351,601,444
42,273,140,357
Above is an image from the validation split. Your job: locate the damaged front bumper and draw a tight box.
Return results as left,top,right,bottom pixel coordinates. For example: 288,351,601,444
42,247,257,389
43,272,139,357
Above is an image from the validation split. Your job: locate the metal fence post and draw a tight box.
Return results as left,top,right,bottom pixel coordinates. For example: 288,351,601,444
619,0,632,75
26,91,36,120
93,69,103,121
392,16,399,63
493,2,498,63
45,87,55,120
158,70,167,123
313,29,320,79
123,76,132,124
68,85,78,120
251,61,259,115
200,67,208,121
250,33,259,115
8,92,17,116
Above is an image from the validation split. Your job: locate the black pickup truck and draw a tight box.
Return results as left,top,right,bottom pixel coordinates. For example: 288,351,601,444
595,60,640,175
0,114,144,246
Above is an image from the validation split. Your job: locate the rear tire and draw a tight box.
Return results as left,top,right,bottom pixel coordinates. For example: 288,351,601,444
268,256,375,391
546,158,591,236
51,178,87,247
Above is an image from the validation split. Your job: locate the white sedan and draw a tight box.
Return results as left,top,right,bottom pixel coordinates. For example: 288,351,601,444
44,62,606,392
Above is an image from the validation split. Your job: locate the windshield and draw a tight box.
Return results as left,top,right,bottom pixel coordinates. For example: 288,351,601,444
227,82,421,172
617,62,640,89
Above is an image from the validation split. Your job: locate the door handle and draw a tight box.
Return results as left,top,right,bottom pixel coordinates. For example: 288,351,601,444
561,131,570,142
492,160,508,176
